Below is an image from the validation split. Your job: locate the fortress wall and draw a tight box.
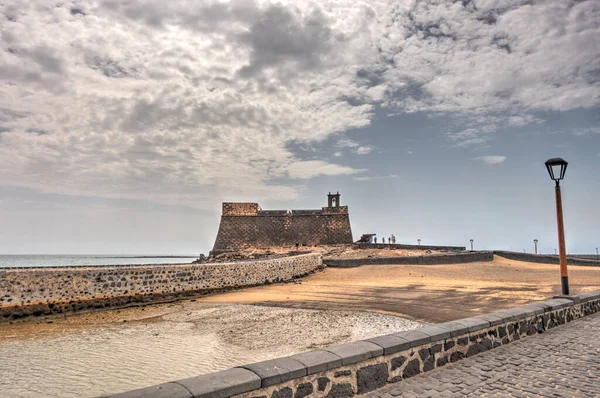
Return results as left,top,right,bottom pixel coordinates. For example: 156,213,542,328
0,253,322,322
324,251,493,268
493,250,600,267
213,214,353,252
355,243,466,251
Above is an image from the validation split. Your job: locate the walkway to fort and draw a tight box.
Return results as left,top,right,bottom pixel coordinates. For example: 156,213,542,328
367,312,600,397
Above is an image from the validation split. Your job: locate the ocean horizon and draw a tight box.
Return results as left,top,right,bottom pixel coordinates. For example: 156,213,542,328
0,254,199,268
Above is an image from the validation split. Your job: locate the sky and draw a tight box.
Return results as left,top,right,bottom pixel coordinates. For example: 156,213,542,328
0,0,598,255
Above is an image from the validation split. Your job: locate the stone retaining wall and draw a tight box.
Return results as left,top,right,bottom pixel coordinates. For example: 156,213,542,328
105,290,600,398
493,250,600,267
324,251,493,268
355,243,465,251
0,254,322,322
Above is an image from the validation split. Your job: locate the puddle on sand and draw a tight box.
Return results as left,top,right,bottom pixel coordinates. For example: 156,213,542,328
0,304,422,397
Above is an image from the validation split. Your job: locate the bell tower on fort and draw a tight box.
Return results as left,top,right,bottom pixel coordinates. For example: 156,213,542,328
327,192,341,208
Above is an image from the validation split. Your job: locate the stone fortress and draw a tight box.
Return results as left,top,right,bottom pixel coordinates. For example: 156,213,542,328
212,192,353,253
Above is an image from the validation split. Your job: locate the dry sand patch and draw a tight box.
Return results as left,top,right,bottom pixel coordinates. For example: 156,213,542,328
199,255,600,323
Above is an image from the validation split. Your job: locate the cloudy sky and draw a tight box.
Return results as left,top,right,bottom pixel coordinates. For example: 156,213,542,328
0,0,598,255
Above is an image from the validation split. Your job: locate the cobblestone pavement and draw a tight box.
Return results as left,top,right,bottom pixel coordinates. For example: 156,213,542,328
367,313,600,397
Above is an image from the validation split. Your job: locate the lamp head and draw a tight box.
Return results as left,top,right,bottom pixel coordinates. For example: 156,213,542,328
545,158,568,184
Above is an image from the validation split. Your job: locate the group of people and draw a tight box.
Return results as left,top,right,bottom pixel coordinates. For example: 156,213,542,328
374,234,396,244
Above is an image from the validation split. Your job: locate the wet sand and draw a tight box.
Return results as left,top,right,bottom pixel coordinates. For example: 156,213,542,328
0,303,421,398
200,255,600,323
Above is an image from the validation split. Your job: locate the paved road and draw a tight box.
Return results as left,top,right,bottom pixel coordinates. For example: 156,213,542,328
367,313,600,397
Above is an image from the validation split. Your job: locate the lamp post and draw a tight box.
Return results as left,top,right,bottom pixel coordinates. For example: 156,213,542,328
534,239,538,255
596,247,599,261
469,239,474,251
417,239,421,246
545,157,569,295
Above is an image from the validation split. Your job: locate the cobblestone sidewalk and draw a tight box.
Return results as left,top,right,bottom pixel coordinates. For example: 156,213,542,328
367,313,600,397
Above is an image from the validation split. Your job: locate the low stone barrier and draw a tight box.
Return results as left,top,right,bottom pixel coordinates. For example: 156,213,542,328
355,243,465,251
104,290,600,398
324,251,493,268
0,253,322,322
494,250,600,267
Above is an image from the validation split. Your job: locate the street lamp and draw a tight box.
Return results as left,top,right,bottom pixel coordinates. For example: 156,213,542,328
417,239,421,246
545,157,569,295
534,239,538,255
469,239,474,251
596,247,599,261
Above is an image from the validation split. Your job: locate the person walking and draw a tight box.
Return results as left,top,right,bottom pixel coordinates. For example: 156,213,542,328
382,237,385,244
374,237,377,244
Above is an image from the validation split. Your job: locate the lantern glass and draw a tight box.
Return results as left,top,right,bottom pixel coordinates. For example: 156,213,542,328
545,158,568,181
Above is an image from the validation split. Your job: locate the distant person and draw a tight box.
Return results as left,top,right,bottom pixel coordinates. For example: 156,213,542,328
374,237,377,244
391,235,396,244
382,237,385,244
388,236,391,244
295,242,299,250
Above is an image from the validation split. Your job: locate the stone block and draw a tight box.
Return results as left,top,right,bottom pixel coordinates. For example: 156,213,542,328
553,295,581,304
487,311,519,323
176,368,260,398
272,387,293,398
457,317,490,332
317,377,330,392
473,314,505,327
576,290,600,303
502,307,536,319
542,299,573,310
325,383,354,398
366,333,411,355
240,357,306,388
518,304,547,316
435,321,470,337
393,330,431,347
103,383,193,398
295,383,313,398
291,350,342,375
417,325,451,341
402,358,421,379
356,363,389,394
324,341,383,366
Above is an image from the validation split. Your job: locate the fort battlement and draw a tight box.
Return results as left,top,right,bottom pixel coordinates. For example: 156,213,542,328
212,193,353,253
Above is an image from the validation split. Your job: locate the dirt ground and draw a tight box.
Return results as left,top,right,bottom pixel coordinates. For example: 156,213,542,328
199,255,600,323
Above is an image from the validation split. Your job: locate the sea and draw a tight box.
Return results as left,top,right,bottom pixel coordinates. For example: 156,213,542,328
0,254,199,268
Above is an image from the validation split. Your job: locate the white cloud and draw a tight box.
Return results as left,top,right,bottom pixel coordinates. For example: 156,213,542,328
353,174,398,181
0,0,597,206
571,127,600,136
336,138,360,148
282,161,364,179
474,156,507,165
337,139,372,154
356,146,373,155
